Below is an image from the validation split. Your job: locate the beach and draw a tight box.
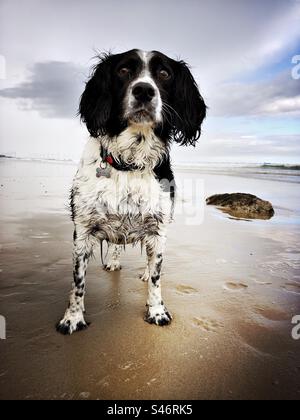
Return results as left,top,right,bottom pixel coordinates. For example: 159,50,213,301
0,158,300,400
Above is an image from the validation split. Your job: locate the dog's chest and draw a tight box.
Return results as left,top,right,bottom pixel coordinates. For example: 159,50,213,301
77,167,162,211
73,156,171,242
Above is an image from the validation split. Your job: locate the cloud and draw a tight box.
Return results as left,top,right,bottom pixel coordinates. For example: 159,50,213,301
210,71,300,117
3,63,300,121
261,97,300,115
214,134,300,156
0,0,299,163
172,133,300,164
0,0,299,121
0,61,85,118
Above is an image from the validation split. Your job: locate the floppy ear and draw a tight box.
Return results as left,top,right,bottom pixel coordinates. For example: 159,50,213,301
171,61,207,146
79,54,112,138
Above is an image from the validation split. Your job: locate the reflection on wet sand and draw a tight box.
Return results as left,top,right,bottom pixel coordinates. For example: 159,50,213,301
0,159,300,400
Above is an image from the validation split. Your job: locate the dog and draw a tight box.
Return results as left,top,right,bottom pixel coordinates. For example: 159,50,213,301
56,49,206,335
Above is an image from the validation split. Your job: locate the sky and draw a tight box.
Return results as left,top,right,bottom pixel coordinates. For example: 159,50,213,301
0,0,300,164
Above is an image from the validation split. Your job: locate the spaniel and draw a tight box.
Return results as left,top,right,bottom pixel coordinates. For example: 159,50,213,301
57,49,206,334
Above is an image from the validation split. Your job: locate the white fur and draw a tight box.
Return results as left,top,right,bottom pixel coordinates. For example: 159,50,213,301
57,128,173,334
125,51,163,123
75,130,171,223
105,244,122,271
57,51,176,334
56,48,205,334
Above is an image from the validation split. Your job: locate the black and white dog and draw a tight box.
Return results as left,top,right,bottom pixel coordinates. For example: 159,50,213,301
57,49,206,335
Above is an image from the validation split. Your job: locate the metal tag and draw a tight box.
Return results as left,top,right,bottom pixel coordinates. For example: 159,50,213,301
96,162,111,178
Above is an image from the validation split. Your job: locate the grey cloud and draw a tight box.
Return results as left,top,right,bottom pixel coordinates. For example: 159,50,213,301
4,62,299,121
0,61,85,118
1,0,299,85
210,71,300,117
0,0,299,121
0,0,299,163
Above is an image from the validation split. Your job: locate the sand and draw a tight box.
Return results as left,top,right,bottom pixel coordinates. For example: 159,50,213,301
0,158,300,400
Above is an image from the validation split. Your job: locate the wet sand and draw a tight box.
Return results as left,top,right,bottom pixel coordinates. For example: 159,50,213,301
0,159,300,400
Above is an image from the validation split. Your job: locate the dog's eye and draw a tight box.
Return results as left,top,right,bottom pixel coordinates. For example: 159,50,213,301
158,69,170,80
118,67,131,77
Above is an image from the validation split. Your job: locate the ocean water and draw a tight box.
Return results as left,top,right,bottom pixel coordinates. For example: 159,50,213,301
1,158,300,226
175,163,300,184
2,157,300,183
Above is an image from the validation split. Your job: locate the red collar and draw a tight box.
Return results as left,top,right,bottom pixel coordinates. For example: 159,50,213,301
100,146,143,172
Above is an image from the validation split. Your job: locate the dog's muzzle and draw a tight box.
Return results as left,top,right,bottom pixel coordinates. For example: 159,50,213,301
127,82,158,123
132,82,155,103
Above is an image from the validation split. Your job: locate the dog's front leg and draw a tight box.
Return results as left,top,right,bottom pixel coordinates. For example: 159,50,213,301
56,227,92,335
104,244,123,272
144,235,172,326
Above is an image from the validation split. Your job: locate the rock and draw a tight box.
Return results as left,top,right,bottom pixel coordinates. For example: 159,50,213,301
206,193,275,220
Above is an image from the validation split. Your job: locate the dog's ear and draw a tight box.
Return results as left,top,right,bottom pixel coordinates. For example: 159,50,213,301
79,54,113,138
171,61,207,146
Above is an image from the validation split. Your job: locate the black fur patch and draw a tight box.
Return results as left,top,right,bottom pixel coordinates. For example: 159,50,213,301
79,50,207,146
154,154,176,202
151,275,160,284
70,188,76,221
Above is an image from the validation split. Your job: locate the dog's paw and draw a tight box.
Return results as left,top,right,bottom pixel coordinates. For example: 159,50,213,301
140,268,150,282
104,261,122,272
144,305,173,326
140,271,150,282
56,310,89,335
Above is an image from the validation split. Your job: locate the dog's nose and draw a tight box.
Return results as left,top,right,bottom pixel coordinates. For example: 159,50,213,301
132,83,155,103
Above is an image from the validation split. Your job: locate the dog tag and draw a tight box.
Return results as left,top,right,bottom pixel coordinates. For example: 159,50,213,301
96,162,111,178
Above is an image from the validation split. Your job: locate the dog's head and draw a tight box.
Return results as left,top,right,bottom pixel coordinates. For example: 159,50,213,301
79,49,207,146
